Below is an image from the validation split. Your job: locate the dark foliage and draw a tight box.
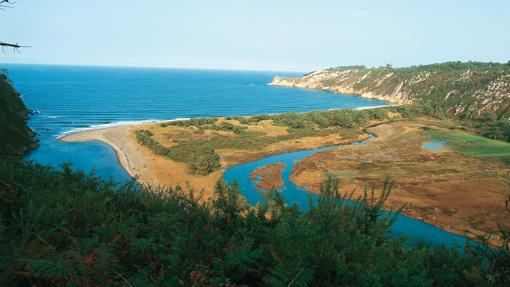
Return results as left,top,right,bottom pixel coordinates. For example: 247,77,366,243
0,160,509,286
0,73,38,156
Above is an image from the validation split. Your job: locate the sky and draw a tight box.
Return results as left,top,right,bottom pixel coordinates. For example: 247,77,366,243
0,0,509,72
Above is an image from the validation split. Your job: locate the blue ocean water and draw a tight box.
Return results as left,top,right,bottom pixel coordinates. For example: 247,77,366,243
5,64,387,180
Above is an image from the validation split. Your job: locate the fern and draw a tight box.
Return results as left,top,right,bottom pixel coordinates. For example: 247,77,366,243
17,258,79,284
0,159,508,286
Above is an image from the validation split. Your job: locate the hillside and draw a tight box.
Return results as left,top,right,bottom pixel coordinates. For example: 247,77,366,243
270,62,510,118
0,73,37,156
1,159,509,286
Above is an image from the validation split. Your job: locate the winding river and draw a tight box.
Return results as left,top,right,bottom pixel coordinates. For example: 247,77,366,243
224,134,470,247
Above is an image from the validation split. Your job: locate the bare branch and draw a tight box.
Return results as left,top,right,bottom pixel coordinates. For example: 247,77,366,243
0,1,27,51
0,42,30,53
0,0,15,10
0,42,28,48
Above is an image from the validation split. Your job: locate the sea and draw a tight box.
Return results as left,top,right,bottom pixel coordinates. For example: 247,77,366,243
5,64,386,180
3,64,470,246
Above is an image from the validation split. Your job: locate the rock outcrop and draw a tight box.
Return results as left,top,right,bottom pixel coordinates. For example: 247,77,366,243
0,74,38,156
270,62,510,118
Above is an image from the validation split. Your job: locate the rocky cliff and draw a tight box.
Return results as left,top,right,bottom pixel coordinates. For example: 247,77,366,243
0,74,38,156
270,62,510,118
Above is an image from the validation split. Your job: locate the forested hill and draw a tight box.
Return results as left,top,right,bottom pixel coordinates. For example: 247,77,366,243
271,62,510,119
0,73,37,156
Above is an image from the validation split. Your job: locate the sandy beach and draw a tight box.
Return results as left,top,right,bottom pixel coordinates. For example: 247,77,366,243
60,124,223,200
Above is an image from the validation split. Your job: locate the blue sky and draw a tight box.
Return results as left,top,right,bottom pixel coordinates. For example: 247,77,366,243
1,0,509,72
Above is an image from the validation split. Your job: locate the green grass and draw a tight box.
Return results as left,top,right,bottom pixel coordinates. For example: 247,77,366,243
426,128,510,163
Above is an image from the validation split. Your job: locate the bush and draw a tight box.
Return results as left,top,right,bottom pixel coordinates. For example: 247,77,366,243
163,118,216,127
366,108,389,120
272,112,309,129
0,160,508,286
211,122,247,135
135,130,221,175
237,114,272,125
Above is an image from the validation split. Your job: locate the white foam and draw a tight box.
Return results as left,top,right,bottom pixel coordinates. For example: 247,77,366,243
353,104,399,110
327,104,398,111
57,118,190,138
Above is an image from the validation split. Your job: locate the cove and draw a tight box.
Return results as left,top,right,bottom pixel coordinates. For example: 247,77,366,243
5,64,387,179
224,135,470,247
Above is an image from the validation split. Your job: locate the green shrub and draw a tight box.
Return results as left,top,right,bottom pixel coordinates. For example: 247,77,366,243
272,112,309,129
211,122,247,135
135,130,221,175
237,114,271,125
0,160,508,286
163,118,216,127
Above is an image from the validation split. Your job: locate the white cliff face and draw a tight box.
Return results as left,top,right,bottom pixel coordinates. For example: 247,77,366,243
269,67,510,116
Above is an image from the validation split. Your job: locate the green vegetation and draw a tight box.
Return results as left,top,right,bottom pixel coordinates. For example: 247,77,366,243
139,108,399,173
285,62,510,144
233,114,272,125
349,62,510,144
210,122,247,135
1,65,510,286
289,62,510,120
232,108,392,129
473,114,510,142
161,118,216,128
426,128,510,164
323,62,510,119
135,130,221,175
1,159,509,286
0,70,37,156
137,125,360,175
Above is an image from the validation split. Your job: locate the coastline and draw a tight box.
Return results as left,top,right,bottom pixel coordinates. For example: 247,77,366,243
58,118,190,137
60,123,223,199
269,75,413,106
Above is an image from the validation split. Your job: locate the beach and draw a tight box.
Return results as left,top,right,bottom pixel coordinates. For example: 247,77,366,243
60,123,223,199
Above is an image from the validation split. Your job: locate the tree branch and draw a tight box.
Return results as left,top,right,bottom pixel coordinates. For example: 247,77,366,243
0,42,30,53
0,0,15,10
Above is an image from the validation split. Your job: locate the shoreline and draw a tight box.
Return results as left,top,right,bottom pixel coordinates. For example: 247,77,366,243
60,127,137,178
269,75,412,106
57,102,398,140
60,124,224,199
57,118,190,139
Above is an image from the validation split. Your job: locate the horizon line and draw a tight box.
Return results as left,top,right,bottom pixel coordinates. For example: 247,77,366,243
0,61,309,74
